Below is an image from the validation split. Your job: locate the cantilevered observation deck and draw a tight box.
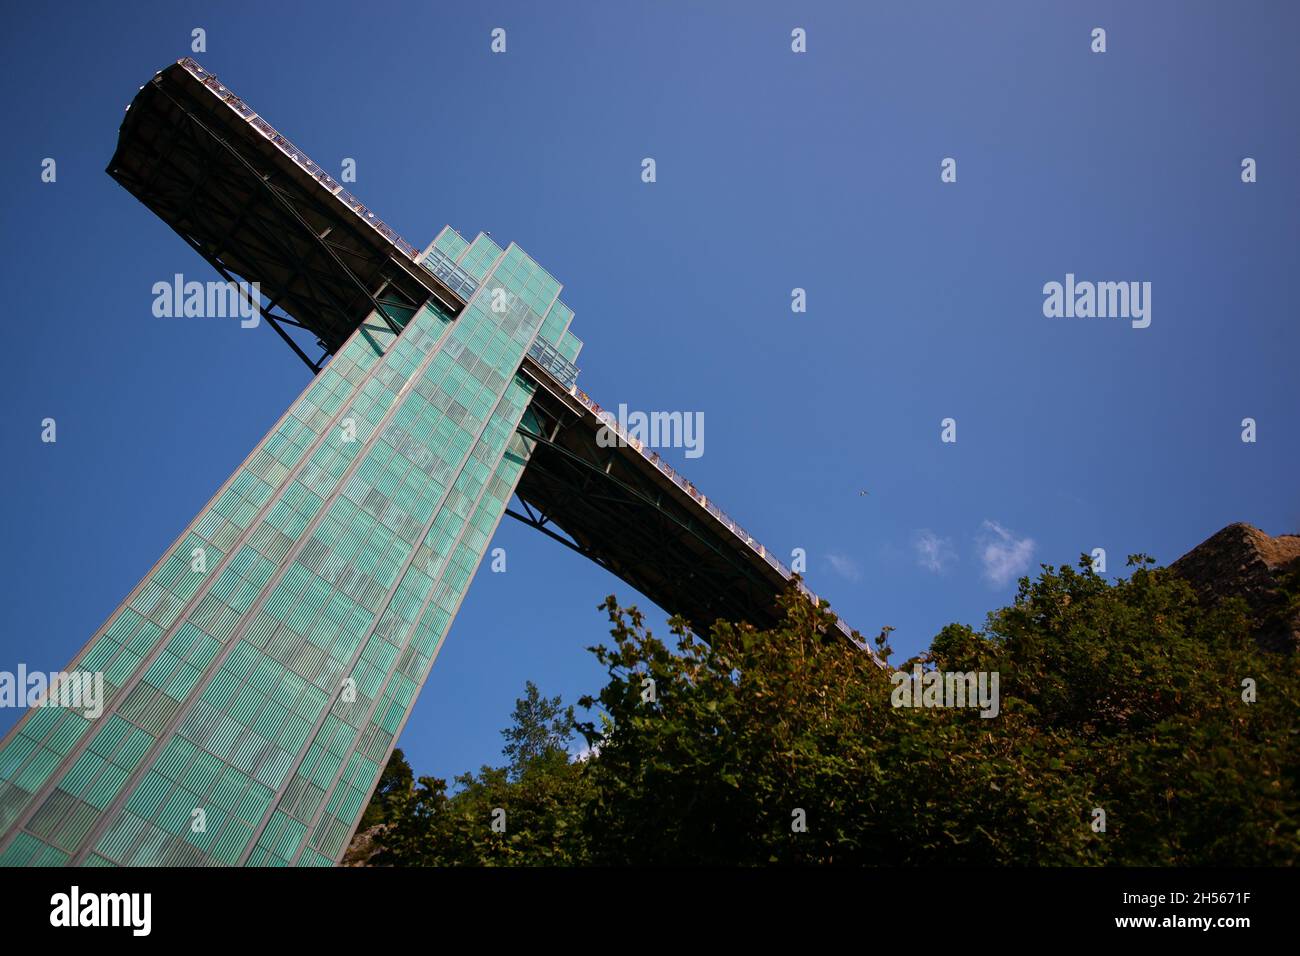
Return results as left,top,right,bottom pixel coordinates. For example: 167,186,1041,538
108,58,873,654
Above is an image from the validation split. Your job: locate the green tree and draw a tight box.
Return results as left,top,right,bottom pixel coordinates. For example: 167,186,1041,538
372,683,591,865
502,681,577,778
357,748,413,831
373,556,1300,866
575,558,1298,865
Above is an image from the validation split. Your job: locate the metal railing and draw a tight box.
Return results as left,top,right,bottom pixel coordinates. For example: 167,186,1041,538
418,246,478,301
527,338,581,389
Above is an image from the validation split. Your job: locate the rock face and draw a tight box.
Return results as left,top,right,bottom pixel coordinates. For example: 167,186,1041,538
340,825,385,867
1170,523,1300,653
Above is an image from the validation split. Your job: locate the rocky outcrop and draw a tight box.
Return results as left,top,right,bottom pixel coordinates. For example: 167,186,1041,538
340,825,385,866
1170,523,1300,653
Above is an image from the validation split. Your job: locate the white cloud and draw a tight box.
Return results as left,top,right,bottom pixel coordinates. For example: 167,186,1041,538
977,520,1035,587
913,529,957,573
826,551,862,582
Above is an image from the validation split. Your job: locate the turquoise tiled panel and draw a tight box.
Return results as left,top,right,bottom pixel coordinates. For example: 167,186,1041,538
459,233,503,281
432,226,468,261
557,329,583,363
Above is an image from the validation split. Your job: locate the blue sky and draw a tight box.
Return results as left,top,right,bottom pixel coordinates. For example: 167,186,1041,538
1,0,1297,785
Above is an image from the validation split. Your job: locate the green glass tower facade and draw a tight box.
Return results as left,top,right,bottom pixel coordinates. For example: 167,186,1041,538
0,229,580,866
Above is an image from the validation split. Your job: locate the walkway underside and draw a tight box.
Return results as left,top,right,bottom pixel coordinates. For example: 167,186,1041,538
106,61,455,370
514,367,856,642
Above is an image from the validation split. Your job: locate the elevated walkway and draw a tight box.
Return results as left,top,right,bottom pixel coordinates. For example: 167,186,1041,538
110,58,875,658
